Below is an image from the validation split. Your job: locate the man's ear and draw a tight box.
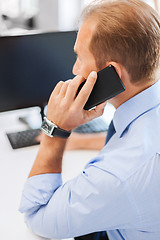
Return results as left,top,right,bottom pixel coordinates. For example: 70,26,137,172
106,61,122,79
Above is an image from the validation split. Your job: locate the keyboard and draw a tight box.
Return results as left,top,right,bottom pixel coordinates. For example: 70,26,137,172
6,117,108,149
7,128,41,149
73,117,108,133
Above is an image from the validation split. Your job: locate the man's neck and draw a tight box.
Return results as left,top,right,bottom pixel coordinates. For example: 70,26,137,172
109,79,156,109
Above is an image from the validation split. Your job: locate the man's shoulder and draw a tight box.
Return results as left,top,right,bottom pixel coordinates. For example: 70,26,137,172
86,106,160,182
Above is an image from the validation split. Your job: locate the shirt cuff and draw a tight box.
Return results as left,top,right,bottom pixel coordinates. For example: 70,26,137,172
19,173,62,214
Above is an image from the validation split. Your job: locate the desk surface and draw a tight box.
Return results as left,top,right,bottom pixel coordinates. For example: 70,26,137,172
0,108,102,240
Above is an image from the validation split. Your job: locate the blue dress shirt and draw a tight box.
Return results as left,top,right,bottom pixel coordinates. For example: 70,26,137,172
19,80,160,240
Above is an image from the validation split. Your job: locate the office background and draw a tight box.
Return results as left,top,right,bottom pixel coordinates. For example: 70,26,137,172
0,0,159,35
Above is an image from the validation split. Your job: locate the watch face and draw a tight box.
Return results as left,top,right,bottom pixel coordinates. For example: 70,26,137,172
41,118,56,137
41,121,53,132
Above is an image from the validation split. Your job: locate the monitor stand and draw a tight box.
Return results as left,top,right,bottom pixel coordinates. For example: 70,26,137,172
18,105,45,129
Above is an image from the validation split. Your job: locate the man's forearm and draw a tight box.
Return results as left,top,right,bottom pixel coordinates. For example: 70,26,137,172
28,133,67,178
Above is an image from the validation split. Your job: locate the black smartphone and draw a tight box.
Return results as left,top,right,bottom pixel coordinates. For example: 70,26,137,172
77,65,125,110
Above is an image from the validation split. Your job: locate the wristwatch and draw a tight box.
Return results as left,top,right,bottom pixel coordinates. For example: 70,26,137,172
41,117,71,138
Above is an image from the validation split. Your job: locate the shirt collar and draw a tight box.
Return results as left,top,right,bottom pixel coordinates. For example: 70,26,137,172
113,80,160,138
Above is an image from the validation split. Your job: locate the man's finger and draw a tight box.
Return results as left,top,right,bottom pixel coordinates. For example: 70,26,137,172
84,101,107,122
74,71,97,109
58,80,71,97
65,75,85,102
51,81,64,97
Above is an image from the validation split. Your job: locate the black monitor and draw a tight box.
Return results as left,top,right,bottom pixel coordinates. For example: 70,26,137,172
0,31,77,116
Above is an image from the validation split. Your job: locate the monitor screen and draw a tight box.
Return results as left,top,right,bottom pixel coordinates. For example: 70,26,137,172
0,31,77,112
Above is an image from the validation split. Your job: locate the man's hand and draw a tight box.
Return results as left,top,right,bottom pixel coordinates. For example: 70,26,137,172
47,71,106,131
28,71,106,178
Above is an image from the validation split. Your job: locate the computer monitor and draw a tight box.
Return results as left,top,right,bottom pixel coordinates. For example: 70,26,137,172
0,31,77,116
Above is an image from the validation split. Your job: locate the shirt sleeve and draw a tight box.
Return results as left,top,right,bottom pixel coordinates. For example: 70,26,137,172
19,173,62,214
19,163,136,239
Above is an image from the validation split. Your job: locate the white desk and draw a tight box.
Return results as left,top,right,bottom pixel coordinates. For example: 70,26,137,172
0,108,101,240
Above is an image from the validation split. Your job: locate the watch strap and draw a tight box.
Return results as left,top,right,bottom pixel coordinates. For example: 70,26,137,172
53,127,71,138
41,117,71,138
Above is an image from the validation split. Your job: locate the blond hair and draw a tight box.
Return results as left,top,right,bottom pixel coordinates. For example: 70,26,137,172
81,0,160,83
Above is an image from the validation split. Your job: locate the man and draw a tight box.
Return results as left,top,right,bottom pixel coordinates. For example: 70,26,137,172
19,0,160,239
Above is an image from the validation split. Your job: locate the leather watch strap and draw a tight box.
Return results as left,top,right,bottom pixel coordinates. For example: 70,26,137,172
53,127,71,138
41,117,71,138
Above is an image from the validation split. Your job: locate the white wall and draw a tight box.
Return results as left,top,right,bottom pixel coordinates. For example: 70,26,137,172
36,0,59,31
58,0,82,31
1,0,159,33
